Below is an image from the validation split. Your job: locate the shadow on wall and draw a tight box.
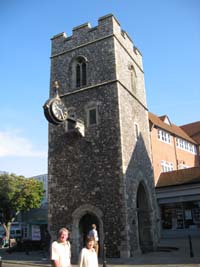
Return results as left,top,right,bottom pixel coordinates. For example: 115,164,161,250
124,133,159,256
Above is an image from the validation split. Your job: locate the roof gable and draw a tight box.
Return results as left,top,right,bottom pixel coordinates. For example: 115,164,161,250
181,121,200,144
149,112,197,144
159,115,171,126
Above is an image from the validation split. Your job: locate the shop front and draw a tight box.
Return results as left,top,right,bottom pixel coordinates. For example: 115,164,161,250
156,171,200,237
161,201,200,232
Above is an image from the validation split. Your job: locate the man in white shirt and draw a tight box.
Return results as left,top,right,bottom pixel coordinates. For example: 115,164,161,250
51,228,71,267
88,224,99,255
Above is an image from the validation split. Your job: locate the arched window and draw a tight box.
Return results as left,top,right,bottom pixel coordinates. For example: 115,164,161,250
75,57,87,88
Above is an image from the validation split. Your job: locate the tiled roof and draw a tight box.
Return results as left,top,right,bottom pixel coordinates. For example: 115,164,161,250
149,112,197,144
181,121,200,144
156,166,200,188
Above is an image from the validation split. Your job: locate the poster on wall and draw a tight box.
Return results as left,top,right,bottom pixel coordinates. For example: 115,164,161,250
31,225,41,241
185,210,192,220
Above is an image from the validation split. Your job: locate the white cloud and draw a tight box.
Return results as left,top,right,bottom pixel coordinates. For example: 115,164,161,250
0,130,47,158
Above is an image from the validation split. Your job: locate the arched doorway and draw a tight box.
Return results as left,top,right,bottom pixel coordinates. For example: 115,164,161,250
71,204,104,259
137,182,153,253
79,213,99,249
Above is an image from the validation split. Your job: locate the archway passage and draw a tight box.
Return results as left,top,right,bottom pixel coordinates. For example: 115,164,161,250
79,213,99,250
137,182,153,253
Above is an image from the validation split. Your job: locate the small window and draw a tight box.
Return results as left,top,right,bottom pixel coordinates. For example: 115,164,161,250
86,102,99,127
88,108,97,125
161,160,174,172
128,64,137,93
134,123,139,140
158,129,171,144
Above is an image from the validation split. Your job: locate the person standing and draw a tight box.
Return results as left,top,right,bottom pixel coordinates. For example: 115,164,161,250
51,228,71,267
88,224,99,255
78,236,98,267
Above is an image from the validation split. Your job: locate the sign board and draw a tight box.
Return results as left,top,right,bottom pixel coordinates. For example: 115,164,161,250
31,225,41,241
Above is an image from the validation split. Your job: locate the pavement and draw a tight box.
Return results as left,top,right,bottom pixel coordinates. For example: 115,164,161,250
0,236,200,267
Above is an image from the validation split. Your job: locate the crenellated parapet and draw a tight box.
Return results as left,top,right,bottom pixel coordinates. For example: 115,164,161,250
51,14,142,66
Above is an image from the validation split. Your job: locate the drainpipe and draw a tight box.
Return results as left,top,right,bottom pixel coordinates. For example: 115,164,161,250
172,134,178,170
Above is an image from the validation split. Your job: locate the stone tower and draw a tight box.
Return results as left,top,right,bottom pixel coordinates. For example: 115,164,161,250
48,14,158,258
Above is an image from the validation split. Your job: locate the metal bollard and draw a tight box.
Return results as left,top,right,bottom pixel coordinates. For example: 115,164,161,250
103,244,107,267
188,235,194,258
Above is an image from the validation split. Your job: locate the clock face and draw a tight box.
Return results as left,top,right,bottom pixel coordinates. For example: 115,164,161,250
51,99,68,122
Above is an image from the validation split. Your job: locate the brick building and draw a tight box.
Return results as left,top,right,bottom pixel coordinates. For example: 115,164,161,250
181,121,200,158
149,112,200,236
149,112,199,185
47,14,158,258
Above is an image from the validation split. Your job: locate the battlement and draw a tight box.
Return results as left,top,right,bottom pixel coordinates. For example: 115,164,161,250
51,14,141,61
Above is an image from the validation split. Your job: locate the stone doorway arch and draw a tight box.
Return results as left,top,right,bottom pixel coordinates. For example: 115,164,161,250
136,182,153,253
71,204,103,259
79,213,99,249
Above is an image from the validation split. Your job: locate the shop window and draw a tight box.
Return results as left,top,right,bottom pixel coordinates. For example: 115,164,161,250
161,202,200,230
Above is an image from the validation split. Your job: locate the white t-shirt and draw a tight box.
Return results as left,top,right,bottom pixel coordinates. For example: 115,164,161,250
51,240,71,267
89,229,99,241
78,247,98,267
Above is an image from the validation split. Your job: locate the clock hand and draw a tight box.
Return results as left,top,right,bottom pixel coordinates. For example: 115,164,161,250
60,109,64,119
56,105,66,119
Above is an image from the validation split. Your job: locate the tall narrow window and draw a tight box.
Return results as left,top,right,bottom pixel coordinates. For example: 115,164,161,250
76,65,81,87
75,57,87,88
135,123,139,141
128,65,137,93
82,62,86,86
88,108,97,125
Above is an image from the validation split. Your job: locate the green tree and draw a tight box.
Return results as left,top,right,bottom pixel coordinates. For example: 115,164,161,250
0,173,44,241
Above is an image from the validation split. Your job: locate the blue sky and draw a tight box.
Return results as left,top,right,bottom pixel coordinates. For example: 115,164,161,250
0,0,199,177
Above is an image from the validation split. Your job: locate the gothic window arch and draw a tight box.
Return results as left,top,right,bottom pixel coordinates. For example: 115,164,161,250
128,64,137,94
74,56,87,88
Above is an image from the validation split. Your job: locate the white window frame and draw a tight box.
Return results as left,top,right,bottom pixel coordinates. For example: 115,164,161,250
158,129,171,144
161,160,174,172
176,137,197,154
